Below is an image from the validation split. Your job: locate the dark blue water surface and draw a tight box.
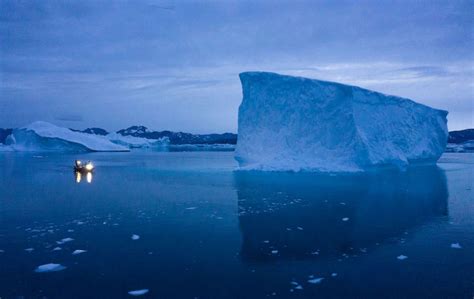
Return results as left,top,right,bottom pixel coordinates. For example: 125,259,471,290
0,152,472,299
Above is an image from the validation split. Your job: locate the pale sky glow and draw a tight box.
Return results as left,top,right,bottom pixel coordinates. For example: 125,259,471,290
1,0,472,132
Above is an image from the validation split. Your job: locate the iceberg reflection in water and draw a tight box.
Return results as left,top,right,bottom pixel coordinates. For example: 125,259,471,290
235,166,448,261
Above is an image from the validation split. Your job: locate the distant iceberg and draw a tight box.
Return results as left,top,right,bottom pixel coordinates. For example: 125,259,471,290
106,132,169,149
6,121,129,152
235,72,448,172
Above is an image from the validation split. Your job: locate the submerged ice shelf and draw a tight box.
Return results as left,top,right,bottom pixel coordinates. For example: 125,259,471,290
235,72,448,172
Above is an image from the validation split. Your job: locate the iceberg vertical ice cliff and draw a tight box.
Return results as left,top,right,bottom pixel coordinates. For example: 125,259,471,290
235,72,448,172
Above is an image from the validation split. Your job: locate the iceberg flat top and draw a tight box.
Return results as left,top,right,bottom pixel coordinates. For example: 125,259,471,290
10,121,129,152
235,72,448,172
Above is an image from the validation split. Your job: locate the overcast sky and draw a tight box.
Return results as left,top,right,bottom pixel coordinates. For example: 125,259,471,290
1,0,472,133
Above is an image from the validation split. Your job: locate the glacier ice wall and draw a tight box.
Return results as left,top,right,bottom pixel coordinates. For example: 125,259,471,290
235,72,448,172
7,121,129,152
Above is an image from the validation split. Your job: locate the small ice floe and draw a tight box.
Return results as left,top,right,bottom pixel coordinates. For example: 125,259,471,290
52,247,62,251
67,229,74,233
311,251,319,255
263,240,270,244
128,289,149,296
185,207,197,210
297,227,304,231
308,277,324,284
0,249,4,253
34,263,66,273
24,248,35,252
342,217,349,222
57,237,74,245
397,255,408,260
131,234,140,240
72,249,87,255
451,243,462,249
271,250,278,254
331,273,338,277
294,285,303,290
340,202,346,205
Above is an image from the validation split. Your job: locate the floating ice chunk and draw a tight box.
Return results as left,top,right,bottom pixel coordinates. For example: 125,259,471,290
0,249,4,253
131,234,140,240
34,263,67,273
263,240,270,243
235,72,448,172
72,249,87,255
331,273,338,277
185,207,197,210
24,248,34,252
342,217,349,222
294,285,303,290
450,243,462,249
52,247,62,251
271,250,278,254
397,255,408,260
128,289,149,296
57,237,74,244
308,277,324,284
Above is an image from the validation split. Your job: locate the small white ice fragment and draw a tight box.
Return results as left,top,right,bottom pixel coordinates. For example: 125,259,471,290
450,243,462,249
308,277,324,284
397,255,408,260
263,240,270,243
128,289,149,296
185,207,197,210
52,247,62,251
57,237,74,244
72,249,87,255
131,234,140,240
295,285,303,290
331,273,338,277
24,248,34,252
342,217,349,222
34,263,66,273
271,250,278,254
297,227,303,231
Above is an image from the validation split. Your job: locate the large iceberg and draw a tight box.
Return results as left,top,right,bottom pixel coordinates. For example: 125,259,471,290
235,72,448,172
7,121,129,152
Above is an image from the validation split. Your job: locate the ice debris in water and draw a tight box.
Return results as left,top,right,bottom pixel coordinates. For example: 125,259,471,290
52,247,62,251
185,207,197,210
331,273,338,277
397,255,408,260
72,249,87,255
24,248,34,252
308,277,324,284
57,237,74,244
128,289,149,296
34,263,67,273
131,234,140,240
271,250,278,254
450,243,462,249
342,217,349,221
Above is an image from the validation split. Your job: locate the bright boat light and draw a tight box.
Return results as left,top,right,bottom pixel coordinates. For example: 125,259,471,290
85,163,94,171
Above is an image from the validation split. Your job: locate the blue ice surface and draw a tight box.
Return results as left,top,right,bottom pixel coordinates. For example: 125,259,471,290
0,151,472,298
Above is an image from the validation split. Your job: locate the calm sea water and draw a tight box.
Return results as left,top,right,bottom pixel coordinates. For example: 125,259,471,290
0,152,472,299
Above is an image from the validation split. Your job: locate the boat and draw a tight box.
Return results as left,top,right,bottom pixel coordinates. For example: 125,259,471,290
74,160,94,172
